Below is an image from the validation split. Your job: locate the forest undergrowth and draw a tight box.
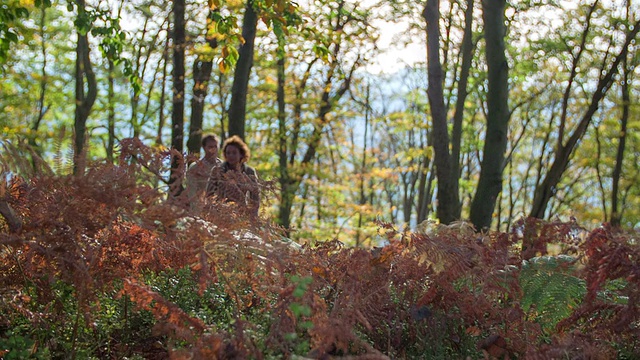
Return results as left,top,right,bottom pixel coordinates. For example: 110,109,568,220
1,141,639,359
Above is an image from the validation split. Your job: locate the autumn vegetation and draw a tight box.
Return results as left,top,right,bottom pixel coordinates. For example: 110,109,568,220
1,142,639,359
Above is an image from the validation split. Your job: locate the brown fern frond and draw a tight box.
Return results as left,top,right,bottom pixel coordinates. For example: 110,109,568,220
554,226,640,343
121,278,206,342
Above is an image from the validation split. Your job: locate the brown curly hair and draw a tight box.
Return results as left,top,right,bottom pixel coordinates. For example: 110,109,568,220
222,135,251,164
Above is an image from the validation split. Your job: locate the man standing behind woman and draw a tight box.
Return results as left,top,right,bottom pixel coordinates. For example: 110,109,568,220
186,134,222,209
208,135,260,217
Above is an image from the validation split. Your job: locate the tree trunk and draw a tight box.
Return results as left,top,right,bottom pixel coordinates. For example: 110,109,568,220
30,3,48,155
187,9,219,155
277,60,314,230
106,59,115,162
156,37,170,147
275,24,293,231
278,60,354,229
169,0,186,195
355,84,371,246
469,0,509,231
73,0,97,176
451,0,474,186
228,0,258,140
529,18,640,219
0,200,22,233
423,0,460,225
276,0,363,230
610,53,631,228
417,157,436,223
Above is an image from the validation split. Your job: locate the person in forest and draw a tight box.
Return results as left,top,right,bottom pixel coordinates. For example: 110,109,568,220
185,134,222,209
208,135,260,217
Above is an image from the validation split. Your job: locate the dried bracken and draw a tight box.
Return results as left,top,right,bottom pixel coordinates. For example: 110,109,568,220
1,141,638,359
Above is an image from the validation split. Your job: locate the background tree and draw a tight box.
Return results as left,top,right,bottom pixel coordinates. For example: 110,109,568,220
423,0,461,225
73,0,98,175
227,0,258,140
529,2,640,219
605,1,637,228
610,34,635,227
274,0,377,231
468,0,510,231
168,0,186,195
389,0,479,226
187,6,220,154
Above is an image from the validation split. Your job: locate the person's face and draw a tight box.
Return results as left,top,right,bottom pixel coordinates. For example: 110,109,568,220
224,144,242,167
203,139,218,159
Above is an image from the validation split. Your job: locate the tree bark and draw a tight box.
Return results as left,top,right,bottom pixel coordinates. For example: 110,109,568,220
469,0,509,231
107,59,115,163
156,36,170,147
276,24,292,230
355,84,370,246
451,0,474,186
30,3,48,154
0,200,22,233
73,0,97,176
169,0,186,195
423,0,460,225
187,9,219,155
610,60,630,227
277,60,314,230
228,0,258,140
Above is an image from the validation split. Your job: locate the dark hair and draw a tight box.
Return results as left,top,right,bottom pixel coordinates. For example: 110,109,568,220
222,135,251,164
201,134,219,148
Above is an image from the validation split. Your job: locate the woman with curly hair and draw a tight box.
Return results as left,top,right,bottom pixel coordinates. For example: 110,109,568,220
208,135,260,216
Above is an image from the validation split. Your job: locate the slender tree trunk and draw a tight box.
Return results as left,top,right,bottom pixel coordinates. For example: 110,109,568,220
279,57,355,230
104,0,124,162
423,0,460,225
276,24,293,231
73,0,97,176
187,9,219,154
156,37,170,147
106,0,124,161
107,59,115,162
417,157,436,222
399,155,419,224
130,15,164,139
451,0,474,184
186,55,211,154
228,0,258,140
355,84,370,246
611,54,631,227
277,2,361,230
469,0,509,231
169,0,186,195
277,60,313,231
529,18,640,219
31,3,48,154
296,182,309,230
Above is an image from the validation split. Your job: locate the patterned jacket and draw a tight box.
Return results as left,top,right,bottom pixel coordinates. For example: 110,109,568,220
207,162,260,214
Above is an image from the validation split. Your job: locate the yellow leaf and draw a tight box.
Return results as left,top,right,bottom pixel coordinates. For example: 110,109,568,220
218,60,227,73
